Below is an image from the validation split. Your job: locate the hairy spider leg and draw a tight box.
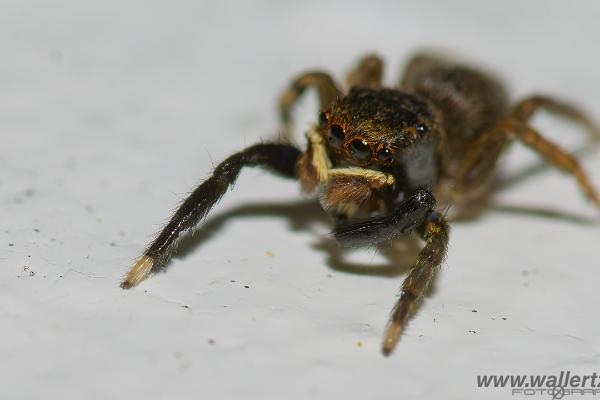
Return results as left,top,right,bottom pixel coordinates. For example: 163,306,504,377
346,54,384,89
279,53,387,143
121,143,302,289
456,108,600,208
330,188,444,356
332,189,436,247
512,95,600,138
382,211,449,356
279,71,342,142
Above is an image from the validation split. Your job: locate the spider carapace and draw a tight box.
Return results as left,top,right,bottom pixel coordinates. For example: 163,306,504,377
122,54,600,356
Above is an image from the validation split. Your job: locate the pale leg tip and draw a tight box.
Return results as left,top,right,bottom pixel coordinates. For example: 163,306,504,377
381,346,393,357
121,255,155,289
120,280,133,290
381,322,402,357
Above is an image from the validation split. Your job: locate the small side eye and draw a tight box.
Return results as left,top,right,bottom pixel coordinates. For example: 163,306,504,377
349,139,372,161
415,123,428,136
328,124,345,149
377,148,393,163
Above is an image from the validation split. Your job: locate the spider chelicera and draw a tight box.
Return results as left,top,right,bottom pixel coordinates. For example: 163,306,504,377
121,53,600,356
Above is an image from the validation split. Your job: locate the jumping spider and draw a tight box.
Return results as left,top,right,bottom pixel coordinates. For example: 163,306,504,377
122,53,600,356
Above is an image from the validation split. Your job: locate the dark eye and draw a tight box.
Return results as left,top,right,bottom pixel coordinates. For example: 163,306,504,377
319,112,328,129
415,123,428,136
349,139,372,161
327,124,345,149
377,148,393,163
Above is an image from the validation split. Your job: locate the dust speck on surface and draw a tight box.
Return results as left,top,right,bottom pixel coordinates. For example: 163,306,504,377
19,266,35,278
244,285,250,289
208,338,215,345
471,309,477,313
356,340,364,348
468,330,477,334
8,243,14,247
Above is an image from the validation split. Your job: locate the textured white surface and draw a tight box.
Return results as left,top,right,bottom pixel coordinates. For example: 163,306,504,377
1,1,600,399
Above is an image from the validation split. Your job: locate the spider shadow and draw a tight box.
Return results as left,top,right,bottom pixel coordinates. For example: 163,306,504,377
170,198,421,280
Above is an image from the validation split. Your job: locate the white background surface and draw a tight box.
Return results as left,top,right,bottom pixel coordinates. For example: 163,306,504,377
1,1,600,399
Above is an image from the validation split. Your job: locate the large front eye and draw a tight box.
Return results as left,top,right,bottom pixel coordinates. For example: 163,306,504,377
349,139,372,162
328,124,345,149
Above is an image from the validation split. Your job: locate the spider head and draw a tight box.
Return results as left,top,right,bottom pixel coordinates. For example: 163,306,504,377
319,87,439,168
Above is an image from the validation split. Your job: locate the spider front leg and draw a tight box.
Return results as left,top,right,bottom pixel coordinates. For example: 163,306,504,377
332,189,436,247
330,190,445,356
382,211,449,356
121,143,302,289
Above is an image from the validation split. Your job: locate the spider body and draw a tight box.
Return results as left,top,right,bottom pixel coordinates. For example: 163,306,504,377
122,54,600,356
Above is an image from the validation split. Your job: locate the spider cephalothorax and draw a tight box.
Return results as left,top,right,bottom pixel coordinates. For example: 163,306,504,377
122,53,600,356
320,87,441,169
